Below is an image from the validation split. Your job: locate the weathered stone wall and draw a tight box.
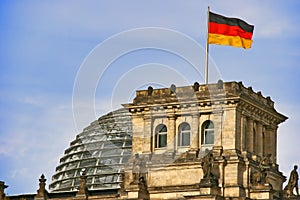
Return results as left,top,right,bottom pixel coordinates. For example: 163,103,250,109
124,81,287,199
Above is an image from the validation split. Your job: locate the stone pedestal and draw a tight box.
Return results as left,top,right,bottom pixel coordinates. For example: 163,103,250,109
250,184,274,199
126,184,139,199
283,196,300,200
185,195,224,200
184,178,223,199
199,178,221,196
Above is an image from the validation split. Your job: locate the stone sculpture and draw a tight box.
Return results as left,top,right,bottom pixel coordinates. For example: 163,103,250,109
284,165,299,197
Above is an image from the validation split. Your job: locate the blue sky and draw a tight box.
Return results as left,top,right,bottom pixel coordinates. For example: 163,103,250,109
0,0,300,195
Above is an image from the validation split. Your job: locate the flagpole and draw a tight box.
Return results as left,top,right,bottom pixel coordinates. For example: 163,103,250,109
205,6,210,85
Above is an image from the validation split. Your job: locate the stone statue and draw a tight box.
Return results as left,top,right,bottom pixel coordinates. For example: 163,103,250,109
251,154,272,185
139,157,147,178
258,154,271,184
138,176,150,200
260,153,272,166
77,169,88,196
132,154,141,183
132,154,148,185
200,152,219,187
147,86,153,96
0,181,8,200
201,152,214,179
284,165,299,196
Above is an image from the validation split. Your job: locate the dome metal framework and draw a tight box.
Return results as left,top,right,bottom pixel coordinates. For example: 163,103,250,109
49,108,132,192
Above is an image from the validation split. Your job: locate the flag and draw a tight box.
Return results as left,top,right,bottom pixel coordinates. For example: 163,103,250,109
208,11,254,49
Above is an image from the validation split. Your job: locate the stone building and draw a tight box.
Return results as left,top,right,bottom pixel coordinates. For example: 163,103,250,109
2,81,299,200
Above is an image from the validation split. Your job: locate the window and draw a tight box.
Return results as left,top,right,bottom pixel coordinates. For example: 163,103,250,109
155,124,167,148
202,120,214,145
178,122,190,146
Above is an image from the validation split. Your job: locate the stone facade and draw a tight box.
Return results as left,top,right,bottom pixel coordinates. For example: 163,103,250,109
121,81,288,199
3,81,299,200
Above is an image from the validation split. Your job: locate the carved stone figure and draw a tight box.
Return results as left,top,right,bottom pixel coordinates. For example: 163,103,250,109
193,82,200,92
170,84,176,94
147,86,153,96
201,152,214,179
260,153,272,166
284,165,299,196
251,154,272,185
138,176,150,200
139,157,147,178
132,154,148,185
0,181,8,200
258,154,271,184
132,154,141,183
77,169,87,196
217,79,224,89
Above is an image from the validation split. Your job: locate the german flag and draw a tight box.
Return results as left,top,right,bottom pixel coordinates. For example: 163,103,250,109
208,12,254,49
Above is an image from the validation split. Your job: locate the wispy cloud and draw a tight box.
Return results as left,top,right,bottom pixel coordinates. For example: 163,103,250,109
1,0,300,195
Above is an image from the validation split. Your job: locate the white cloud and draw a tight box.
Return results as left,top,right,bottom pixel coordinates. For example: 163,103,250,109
0,92,76,194
1,0,300,195
18,96,43,107
10,168,29,179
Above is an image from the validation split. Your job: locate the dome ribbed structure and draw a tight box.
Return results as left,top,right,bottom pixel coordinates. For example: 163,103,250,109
49,108,132,192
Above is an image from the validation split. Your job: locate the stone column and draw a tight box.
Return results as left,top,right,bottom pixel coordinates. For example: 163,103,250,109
262,128,266,157
143,115,152,153
240,114,246,151
246,118,254,153
217,158,226,193
190,113,200,150
199,115,203,147
213,110,224,147
257,123,263,157
167,115,176,151
244,161,250,198
253,121,257,154
131,112,144,154
270,127,278,163
264,127,272,156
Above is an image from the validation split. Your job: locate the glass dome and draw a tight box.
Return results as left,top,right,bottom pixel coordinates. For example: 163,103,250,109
49,108,132,192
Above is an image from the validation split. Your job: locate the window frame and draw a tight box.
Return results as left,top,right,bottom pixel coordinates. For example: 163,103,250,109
178,122,191,147
155,124,167,148
202,120,214,145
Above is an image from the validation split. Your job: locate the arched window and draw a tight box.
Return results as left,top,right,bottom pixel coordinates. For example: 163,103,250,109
178,122,190,146
202,120,214,145
155,124,167,148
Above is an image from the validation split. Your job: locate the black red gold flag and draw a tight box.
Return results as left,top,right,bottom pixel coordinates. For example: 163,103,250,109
208,12,254,49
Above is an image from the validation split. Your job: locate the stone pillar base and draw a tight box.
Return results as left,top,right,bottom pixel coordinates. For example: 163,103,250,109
185,195,224,200
283,196,300,200
250,184,274,200
199,178,221,196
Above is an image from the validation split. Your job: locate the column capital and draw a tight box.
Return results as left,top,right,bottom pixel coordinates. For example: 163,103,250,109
167,114,176,120
143,115,152,121
256,121,263,126
247,116,254,122
265,124,278,130
191,113,200,118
